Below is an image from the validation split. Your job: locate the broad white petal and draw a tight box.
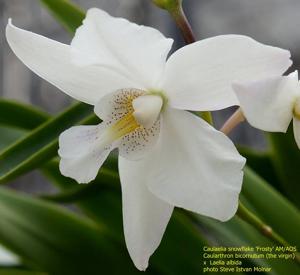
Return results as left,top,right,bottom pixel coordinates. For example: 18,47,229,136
147,108,246,221
71,8,173,89
233,72,299,132
161,35,291,111
6,20,136,105
118,156,173,271
293,117,300,149
0,245,19,266
58,124,113,183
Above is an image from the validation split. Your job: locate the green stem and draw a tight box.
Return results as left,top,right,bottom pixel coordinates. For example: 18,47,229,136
170,5,196,44
237,201,300,264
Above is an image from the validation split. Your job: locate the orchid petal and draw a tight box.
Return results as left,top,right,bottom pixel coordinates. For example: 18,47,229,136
0,245,19,266
71,8,173,89
161,35,291,111
6,20,137,105
233,72,300,132
58,124,113,183
118,156,173,271
147,108,245,221
293,117,300,149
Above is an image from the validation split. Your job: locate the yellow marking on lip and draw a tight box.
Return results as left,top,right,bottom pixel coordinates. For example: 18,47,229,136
293,98,300,120
109,112,140,140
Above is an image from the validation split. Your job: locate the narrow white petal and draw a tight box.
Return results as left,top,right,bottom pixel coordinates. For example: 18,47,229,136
58,124,113,183
0,245,19,266
161,35,292,111
147,108,246,221
119,156,173,271
293,117,300,149
71,8,173,89
6,20,136,105
233,72,300,132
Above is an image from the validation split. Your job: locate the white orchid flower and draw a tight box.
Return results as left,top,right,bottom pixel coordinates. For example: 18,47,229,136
0,245,19,266
233,71,300,149
6,8,291,270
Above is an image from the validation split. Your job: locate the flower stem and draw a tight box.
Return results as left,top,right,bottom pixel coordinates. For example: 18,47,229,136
237,201,300,264
220,108,245,135
237,202,288,246
170,5,196,44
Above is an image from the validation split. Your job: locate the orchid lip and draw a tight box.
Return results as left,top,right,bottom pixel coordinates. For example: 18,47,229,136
108,112,140,141
101,89,164,147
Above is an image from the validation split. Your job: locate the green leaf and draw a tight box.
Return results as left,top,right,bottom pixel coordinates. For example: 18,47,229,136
41,158,119,203
242,167,300,248
0,269,45,275
0,266,47,275
0,187,147,275
39,0,85,34
238,146,282,192
0,100,50,152
42,159,208,275
0,127,25,151
0,100,50,154
0,100,49,130
0,102,96,184
268,127,300,208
